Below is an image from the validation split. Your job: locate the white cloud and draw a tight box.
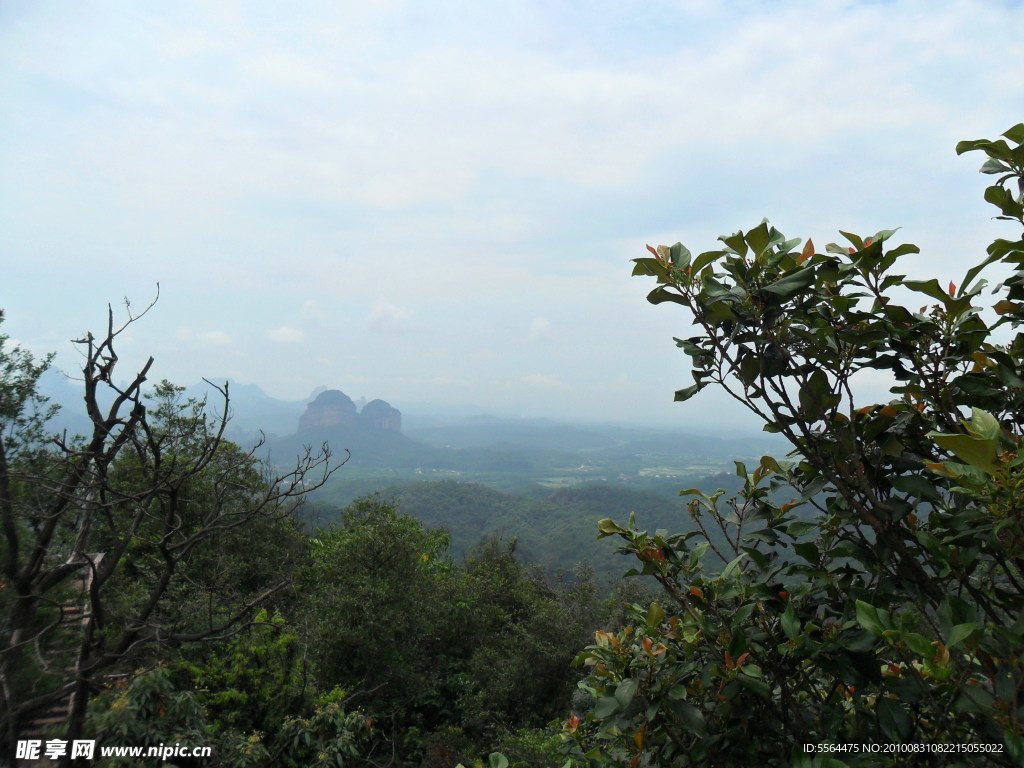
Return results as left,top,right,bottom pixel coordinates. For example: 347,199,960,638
301,299,326,323
268,325,304,343
175,327,232,345
199,330,232,345
520,373,570,390
367,301,414,332
528,316,551,341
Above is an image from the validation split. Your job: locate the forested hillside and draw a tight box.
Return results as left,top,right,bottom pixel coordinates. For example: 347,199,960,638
307,480,744,578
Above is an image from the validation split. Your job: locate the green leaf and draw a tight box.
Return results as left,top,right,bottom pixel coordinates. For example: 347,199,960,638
885,242,920,259
928,431,998,474
904,278,952,307
733,603,756,626
691,250,725,273
646,602,666,629
738,354,760,386
980,158,1010,174
674,337,703,355
947,623,977,648
967,407,1001,440
593,696,618,718
839,230,864,250
719,231,748,256
745,221,771,256
615,677,640,708
786,521,817,537
956,138,993,155
855,600,888,635
889,474,941,502
647,286,688,306
902,632,934,657
674,384,703,402
876,696,912,741
841,629,878,652
1003,123,1024,143
701,272,731,298
798,368,837,420
959,138,1014,161
735,672,770,699
872,228,900,243
962,251,1003,291
669,242,691,267
781,601,800,640
793,541,820,565
597,518,625,536
488,754,509,768
1004,728,1024,763
631,258,659,276
762,266,815,302
670,701,708,736
985,185,1024,217
721,552,748,579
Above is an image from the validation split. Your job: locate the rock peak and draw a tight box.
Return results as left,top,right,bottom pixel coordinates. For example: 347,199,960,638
297,390,401,433
298,389,356,431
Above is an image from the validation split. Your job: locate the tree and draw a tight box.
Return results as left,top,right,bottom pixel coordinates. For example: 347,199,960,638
86,612,378,768
302,496,463,763
0,297,335,765
564,124,1024,766
301,498,604,768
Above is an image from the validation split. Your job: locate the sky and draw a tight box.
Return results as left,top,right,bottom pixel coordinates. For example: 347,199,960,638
1,0,1022,432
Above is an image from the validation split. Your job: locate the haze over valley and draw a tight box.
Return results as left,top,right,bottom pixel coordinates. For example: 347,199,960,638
37,366,784,574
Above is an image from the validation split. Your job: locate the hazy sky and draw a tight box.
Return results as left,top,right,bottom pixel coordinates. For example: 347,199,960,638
2,0,1022,431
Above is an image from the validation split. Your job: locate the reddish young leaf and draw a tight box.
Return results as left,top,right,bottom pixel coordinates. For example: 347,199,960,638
799,238,815,263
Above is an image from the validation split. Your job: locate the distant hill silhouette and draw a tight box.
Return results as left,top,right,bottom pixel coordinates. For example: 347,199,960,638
267,388,422,467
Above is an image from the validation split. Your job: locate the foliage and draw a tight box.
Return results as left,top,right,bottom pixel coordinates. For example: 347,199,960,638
303,497,602,766
89,664,375,768
0,300,333,762
564,124,1024,766
304,496,460,728
457,537,594,733
88,666,210,764
170,610,307,737
323,479,715,577
491,727,568,768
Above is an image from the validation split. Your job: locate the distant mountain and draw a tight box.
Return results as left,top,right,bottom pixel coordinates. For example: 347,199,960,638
182,378,305,440
35,368,93,437
34,370,310,443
